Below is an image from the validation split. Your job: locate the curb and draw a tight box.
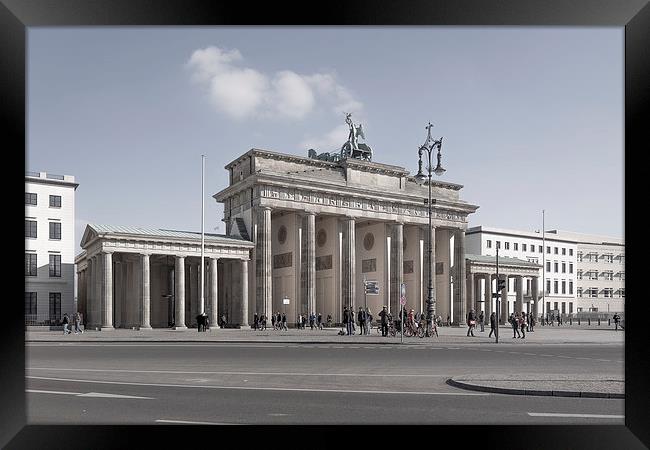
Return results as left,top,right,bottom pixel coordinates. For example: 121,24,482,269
446,378,624,399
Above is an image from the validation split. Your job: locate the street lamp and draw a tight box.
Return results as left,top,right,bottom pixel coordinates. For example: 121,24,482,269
414,122,445,336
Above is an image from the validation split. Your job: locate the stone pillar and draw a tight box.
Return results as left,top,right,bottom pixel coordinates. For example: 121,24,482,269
453,230,467,325
102,252,114,330
516,275,524,314
306,212,316,315
342,217,356,311
210,257,219,328
484,274,492,319
240,259,249,328
531,276,539,319
500,274,508,324
257,206,272,319
174,256,187,330
93,255,101,329
85,260,93,327
140,253,151,329
391,222,404,314
468,272,475,316
190,262,198,326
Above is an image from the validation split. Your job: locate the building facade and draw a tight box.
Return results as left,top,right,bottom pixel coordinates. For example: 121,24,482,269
466,226,624,317
25,171,78,325
215,148,479,327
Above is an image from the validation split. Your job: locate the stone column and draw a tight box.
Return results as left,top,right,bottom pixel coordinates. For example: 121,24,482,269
391,222,404,314
453,230,467,325
240,259,249,328
210,257,219,328
468,272,475,316
93,255,101,329
174,256,187,330
515,275,524,314
140,253,151,329
305,212,316,315
85,261,93,327
342,217,356,311
102,251,114,330
190,262,198,326
500,274,508,324
484,274,492,319
257,206,273,319
531,276,539,319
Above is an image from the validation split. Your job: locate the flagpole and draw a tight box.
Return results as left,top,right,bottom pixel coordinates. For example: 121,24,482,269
542,209,545,324
200,155,205,314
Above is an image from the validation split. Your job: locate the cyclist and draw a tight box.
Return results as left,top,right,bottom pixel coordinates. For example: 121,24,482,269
407,309,416,335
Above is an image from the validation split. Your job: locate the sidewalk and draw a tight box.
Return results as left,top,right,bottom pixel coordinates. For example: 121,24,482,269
25,324,625,345
447,374,624,399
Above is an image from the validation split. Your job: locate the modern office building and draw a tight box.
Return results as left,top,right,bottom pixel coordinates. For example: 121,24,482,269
466,226,624,317
25,171,79,325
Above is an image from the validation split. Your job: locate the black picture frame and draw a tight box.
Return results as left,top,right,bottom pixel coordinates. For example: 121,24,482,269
3,0,647,448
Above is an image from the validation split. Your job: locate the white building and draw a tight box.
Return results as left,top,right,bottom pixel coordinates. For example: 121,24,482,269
466,226,624,318
25,171,78,325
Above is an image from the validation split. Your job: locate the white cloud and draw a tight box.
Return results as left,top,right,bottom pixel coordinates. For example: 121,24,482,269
186,46,362,121
299,124,350,153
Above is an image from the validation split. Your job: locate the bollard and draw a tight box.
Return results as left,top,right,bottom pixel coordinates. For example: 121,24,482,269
588,318,591,326
598,318,601,326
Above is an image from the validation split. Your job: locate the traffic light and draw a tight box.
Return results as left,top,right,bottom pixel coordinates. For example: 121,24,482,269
497,279,506,291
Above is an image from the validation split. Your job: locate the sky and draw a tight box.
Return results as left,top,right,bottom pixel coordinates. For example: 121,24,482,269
27,27,624,253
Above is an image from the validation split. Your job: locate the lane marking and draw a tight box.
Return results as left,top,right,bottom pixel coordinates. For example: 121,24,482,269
156,419,238,425
26,389,152,399
27,376,489,396
28,367,448,378
527,413,624,419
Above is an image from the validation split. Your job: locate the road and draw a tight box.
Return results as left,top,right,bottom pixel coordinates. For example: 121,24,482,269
26,341,624,425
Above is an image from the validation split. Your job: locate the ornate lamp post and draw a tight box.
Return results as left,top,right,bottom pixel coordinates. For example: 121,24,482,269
414,122,445,336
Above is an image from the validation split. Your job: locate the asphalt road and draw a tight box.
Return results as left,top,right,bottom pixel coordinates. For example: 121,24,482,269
26,342,624,425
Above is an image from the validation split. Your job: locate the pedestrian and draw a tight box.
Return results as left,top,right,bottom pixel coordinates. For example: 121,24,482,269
343,306,350,335
466,309,476,337
520,312,526,339
297,313,303,330
73,311,81,334
613,313,621,331
261,314,267,331
317,312,323,330
327,314,333,328
62,313,70,335
281,312,288,331
220,313,227,328
366,308,372,335
309,312,315,330
557,314,561,327
446,315,451,327
301,314,307,330
271,312,276,330
196,313,204,332
529,313,535,332
478,310,485,332
488,311,496,338
253,312,259,331
276,312,282,331
357,307,366,335
379,306,389,337
511,313,521,338
203,312,210,331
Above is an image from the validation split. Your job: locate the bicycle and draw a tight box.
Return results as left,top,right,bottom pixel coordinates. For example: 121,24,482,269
418,321,439,338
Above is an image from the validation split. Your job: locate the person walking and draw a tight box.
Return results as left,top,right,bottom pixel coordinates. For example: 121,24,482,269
309,312,315,330
466,309,476,337
317,312,323,330
281,312,288,331
297,314,303,330
73,311,81,334
271,312,276,330
511,313,521,338
520,312,526,339
379,306,389,337
529,313,535,332
252,312,259,331
613,313,621,331
62,313,70,335
327,314,333,328
276,312,282,331
357,307,366,335
489,311,496,338
366,308,372,335
220,313,227,329
343,306,352,336
478,311,485,332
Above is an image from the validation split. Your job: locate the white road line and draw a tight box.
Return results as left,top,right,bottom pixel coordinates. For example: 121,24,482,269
26,389,152,399
28,367,446,378
528,413,624,419
27,376,489,396
156,419,238,425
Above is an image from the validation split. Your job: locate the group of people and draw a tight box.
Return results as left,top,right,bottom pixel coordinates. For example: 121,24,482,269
466,310,537,339
61,312,83,335
341,306,374,335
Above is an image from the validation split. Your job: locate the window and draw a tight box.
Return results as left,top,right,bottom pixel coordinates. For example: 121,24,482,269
554,280,558,294
562,262,566,273
25,253,37,276
554,262,558,273
49,293,61,322
49,222,61,240
546,261,551,272
577,252,583,262
49,195,62,208
561,280,566,294
538,245,543,253
562,248,566,255
496,241,501,249
569,281,573,295
620,255,625,264
514,243,518,251
604,288,612,298
25,192,37,205
25,220,37,238
25,292,37,315
522,243,527,252
605,271,613,281
577,269,582,280
49,254,61,277
589,270,598,280
546,302,551,312
620,272,625,281
569,249,573,256
569,263,573,274
569,302,573,314
604,254,613,263
505,242,510,250
547,246,551,254
620,288,625,298
546,280,551,294
486,240,492,249
554,247,558,254
577,288,583,298
561,302,566,314
589,288,598,298
554,302,558,311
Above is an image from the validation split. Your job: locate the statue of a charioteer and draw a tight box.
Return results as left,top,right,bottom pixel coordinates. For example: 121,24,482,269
307,112,373,162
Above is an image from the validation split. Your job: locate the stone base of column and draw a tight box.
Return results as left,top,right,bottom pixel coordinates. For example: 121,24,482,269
139,325,152,330
239,325,251,330
173,325,188,330
99,326,114,331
